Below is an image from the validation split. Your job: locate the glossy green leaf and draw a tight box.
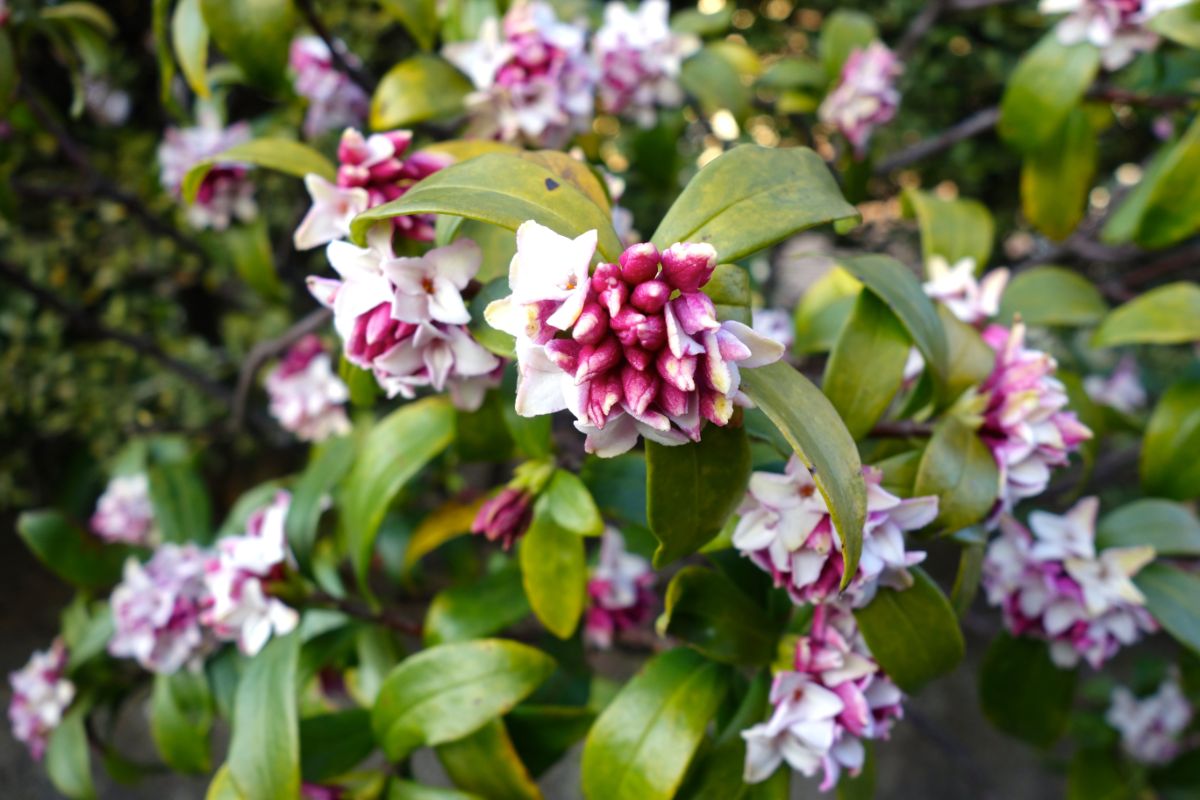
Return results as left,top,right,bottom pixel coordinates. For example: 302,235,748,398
651,146,858,263
1140,377,1200,500
199,0,296,91
741,362,866,587
507,705,596,778
937,304,996,404
854,568,964,692
951,540,985,618
45,706,95,800
151,670,213,774
219,217,283,299
389,780,482,800
1102,141,1177,246
286,434,356,573
902,188,995,271
979,632,1076,747
1135,562,1200,655
380,0,438,50
998,33,1100,155
340,356,382,407
677,672,770,799
520,493,587,638
404,496,486,571
372,639,555,761
998,266,1108,327
299,709,376,783
206,764,242,800
436,718,542,800
425,562,531,645
40,2,117,34
171,0,210,99
64,601,115,673
227,633,300,799
17,510,129,590
680,45,750,117
351,153,623,261
1127,117,1200,248
1021,107,1096,241
581,648,730,800
823,289,912,440
342,396,455,593
819,9,877,79
183,138,336,203
913,416,999,535
792,267,862,355
757,55,826,90
581,453,648,528
1067,748,1130,800
543,469,604,536
646,423,750,567
1147,2,1200,47
707,263,753,325
660,566,783,665
371,54,474,129
1096,499,1200,555
148,459,212,545
1092,282,1200,347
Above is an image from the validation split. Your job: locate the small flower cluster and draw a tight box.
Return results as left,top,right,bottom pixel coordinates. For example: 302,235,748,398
8,639,75,761
1041,0,1189,70
584,527,656,648
471,459,555,550
265,335,351,442
294,128,449,250
733,458,938,608
923,256,1010,328
290,36,370,139
308,227,502,411
979,322,1093,515
486,221,783,457
1084,355,1147,414
742,605,904,790
818,41,903,158
91,473,157,547
1107,676,1194,765
983,497,1156,669
158,108,257,230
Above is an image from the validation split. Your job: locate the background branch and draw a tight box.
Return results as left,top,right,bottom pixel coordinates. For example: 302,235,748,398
232,307,334,432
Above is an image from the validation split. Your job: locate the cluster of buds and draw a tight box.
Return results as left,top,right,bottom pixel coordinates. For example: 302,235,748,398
584,527,656,648
922,256,1010,328
289,36,369,139
983,497,1157,669
818,41,903,158
1084,355,1147,414
7,639,75,761
592,0,698,126
1107,676,1195,765
486,221,784,458
293,128,449,250
471,461,554,549
90,473,157,547
733,458,938,607
443,1,595,147
742,605,904,789
158,107,256,231
265,335,352,442
979,322,1093,515
307,227,502,411
1041,0,1190,69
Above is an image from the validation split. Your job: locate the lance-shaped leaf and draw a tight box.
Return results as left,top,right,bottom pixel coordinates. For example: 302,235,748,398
659,566,783,665
424,562,531,645
182,138,336,202
792,267,862,355
299,709,376,784
650,146,858,263
1134,562,1200,655
1140,377,1200,500
148,459,212,545
17,510,129,590
1121,116,1200,249
286,435,356,574
151,670,214,774
1092,282,1200,348
937,304,995,404
404,496,487,572
171,0,210,99
997,266,1108,327
901,189,995,271
1096,499,1200,556
226,633,300,799
1020,107,1096,241
998,33,1100,155
436,718,542,800
199,0,297,91
520,493,587,638
371,54,474,129
912,416,999,535
979,633,1076,747
45,706,96,800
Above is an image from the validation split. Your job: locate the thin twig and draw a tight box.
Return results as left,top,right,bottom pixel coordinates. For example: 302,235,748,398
308,591,423,637
1087,85,1197,111
294,0,375,94
874,106,1001,175
895,0,946,61
233,307,334,432
870,420,936,438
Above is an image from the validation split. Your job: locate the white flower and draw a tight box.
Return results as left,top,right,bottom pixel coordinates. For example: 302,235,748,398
1041,0,1190,69
1107,677,1194,764
293,175,370,251
592,0,698,125
91,473,157,547
487,221,598,336
8,640,75,761
742,673,844,783
923,256,1009,326
1084,355,1146,414
265,336,351,442
383,238,480,325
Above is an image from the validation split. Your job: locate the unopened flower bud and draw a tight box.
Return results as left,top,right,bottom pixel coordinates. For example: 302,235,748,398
623,343,652,371
634,314,667,351
619,243,661,283
622,366,659,416
545,338,582,373
573,302,609,345
672,292,719,335
471,487,534,550
657,349,697,392
586,373,623,427
631,280,671,313
661,242,717,292
577,337,622,384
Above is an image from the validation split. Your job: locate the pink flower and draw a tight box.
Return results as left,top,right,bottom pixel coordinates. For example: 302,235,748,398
289,36,369,139
486,221,784,457
265,335,351,442
1107,676,1194,765
923,257,1009,327
733,459,937,607
8,639,75,761
751,308,794,351
1084,355,1146,414
982,497,1157,669
158,107,256,230
979,322,1093,515
817,42,902,158
584,528,656,648
109,543,212,674
1041,0,1189,70
91,473,157,547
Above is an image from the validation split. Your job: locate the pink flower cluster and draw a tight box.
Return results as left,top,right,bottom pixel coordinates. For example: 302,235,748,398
486,221,784,457
742,605,904,789
443,1,595,147
158,107,256,231
7,639,75,761
983,497,1157,669
293,128,449,250
733,459,938,607
922,256,1010,328
91,473,157,547
1041,0,1189,69
265,335,351,442
307,228,502,411
472,487,535,550
289,36,369,139
979,322,1093,516
817,41,903,158
584,528,656,648
1107,676,1194,765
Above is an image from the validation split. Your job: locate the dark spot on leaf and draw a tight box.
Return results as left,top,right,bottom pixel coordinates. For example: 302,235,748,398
545,178,560,191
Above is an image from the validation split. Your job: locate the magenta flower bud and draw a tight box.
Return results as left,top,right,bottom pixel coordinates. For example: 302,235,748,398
613,326,640,347
586,373,622,427
591,262,623,293
600,282,629,317
337,163,370,188
623,343,652,371
622,366,659,416
619,243,661,283
661,242,717,292
658,382,689,416
657,349,697,392
365,303,395,345
545,338,582,373
367,158,406,183
631,280,671,314
700,387,734,426
672,293,719,335
576,337,622,384
472,487,534,550
382,129,414,156
402,151,452,179
610,306,647,333
635,314,667,351
337,128,369,164
573,302,610,345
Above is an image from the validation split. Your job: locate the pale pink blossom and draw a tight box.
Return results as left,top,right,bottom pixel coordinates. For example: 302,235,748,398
584,528,656,648
818,42,903,158
290,36,369,139
158,107,256,230
1084,355,1146,414
265,335,351,442
1107,676,1194,765
8,639,75,761
592,0,698,125
1041,0,1190,70
751,308,795,351
91,473,157,547
923,257,1010,327
82,75,131,127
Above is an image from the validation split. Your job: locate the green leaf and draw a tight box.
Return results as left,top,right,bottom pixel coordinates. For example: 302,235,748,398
646,424,750,567
371,54,474,129
819,9,877,79
757,55,827,90
1102,140,1177,246
1127,117,1200,249
520,494,587,638
998,33,1100,155
792,267,862,355
1097,499,1200,555
912,416,999,535
581,453,648,528
183,137,336,203
436,718,542,800
741,362,866,588
1147,1,1200,47
342,396,455,594
1134,562,1200,655
901,189,995,271
286,435,356,574
17,510,129,590
299,709,376,783
40,2,117,35
951,540,985,618
937,304,996,403
148,459,212,545
0,31,16,117
854,568,964,692
660,566,783,665
581,648,730,800
1092,282,1200,347
1140,377,1200,500
1021,107,1096,241
1067,748,1132,800
171,0,210,99
543,470,604,536
650,146,858,263
199,0,296,91
227,633,300,799
218,216,283,299
680,45,750,118
979,632,1076,747
998,266,1107,327
677,673,770,799
207,764,243,800
379,0,438,50
425,562,531,645
372,639,556,761
506,705,596,778
64,601,115,673
351,153,623,262
404,496,486,572
45,705,96,800
389,780,482,800
470,278,518,359
151,670,213,774
671,6,733,36
823,289,911,440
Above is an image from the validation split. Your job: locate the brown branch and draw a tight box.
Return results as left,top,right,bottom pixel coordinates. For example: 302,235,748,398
1087,85,1197,111
870,420,936,438
308,591,423,637
294,0,375,95
232,307,334,432
895,0,946,61
874,106,1001,175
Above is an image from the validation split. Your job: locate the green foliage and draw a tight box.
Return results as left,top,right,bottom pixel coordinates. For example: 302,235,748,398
1135,563,1200,656
1096,499,1200,555
17,510,130,590
1140,377,1200,500
151,670,214,773
980,633,1076,748
435,718,542,800
1092,283,1200,347
999,33,1100,155
520,493,588,638
902,189,995,270
998,266,1108,327
425,562,531,645
660,566,784,665
199,0,297,91
371,55,475,129
912,416,999,535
